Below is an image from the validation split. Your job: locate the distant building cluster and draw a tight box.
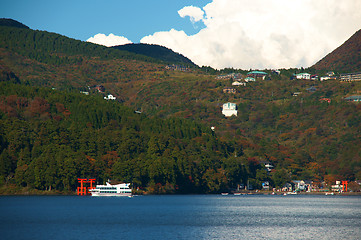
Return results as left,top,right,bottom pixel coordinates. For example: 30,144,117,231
320,72,337,81
218,71,271,117
271,180,353,193
289,71,361,83
165,64,190,72
216,71,270,82
340,72,361,82
216,73,243,80
79,85,118,101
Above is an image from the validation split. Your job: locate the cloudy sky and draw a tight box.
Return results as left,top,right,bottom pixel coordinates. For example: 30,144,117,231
1,0,361,69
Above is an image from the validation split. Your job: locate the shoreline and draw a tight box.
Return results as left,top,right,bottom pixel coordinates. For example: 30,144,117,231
1,184,360,196
1,190,361,196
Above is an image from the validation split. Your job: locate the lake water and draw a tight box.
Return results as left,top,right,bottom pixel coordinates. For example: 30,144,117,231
1,194,360,240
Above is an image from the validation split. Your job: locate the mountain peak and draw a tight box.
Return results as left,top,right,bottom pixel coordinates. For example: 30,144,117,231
112,43,196,67
0,18,29,29
312,29,361,73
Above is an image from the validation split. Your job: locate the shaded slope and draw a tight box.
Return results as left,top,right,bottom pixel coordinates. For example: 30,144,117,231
312,29,361,73
0,21,160,66
112,43,196,67
0,18,29,29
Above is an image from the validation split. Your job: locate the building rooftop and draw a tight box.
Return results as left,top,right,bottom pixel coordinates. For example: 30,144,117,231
248,71,267,75
345,95,361,101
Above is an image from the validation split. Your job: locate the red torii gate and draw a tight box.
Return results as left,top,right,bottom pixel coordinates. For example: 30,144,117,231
342,181,348,192
77,178,96,195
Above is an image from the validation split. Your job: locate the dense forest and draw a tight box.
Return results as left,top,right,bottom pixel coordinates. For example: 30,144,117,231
1,20,361,194
0,82,266,194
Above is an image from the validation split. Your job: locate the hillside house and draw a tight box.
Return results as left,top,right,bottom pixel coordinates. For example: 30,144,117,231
95,85,105,93
104,94,116,100
320,75,337,81
223,87,236,94
222,102,237,117
282,183,294,192
311,75,318,80
295,73,311,80
262,181,270,190
264,163,274,172
272,69,281,75
247,71,267,80
331,180,348,192
244,77,256,82
292,180,311,192
344,95,361,102
340,72,361,81
232,81,246,86
306,86,317,92
320,76,330,81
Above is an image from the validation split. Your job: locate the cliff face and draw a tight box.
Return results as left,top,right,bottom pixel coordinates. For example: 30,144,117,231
312,29,361,73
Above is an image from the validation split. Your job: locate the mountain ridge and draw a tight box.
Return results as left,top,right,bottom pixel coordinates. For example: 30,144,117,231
112,43,197,67
0,18,29,29
1,19,361,194
312,29,361,73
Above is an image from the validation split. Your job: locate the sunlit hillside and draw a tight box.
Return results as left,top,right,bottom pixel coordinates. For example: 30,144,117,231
1,20,361,194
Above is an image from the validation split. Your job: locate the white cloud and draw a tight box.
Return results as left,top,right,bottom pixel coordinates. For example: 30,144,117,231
87,33,132,47
178,6,204,23
141,0,361,69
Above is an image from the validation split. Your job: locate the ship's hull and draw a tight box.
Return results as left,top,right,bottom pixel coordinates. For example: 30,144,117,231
90,192,132,197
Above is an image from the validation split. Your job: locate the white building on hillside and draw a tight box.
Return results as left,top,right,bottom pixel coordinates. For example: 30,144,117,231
222,102,237,117
295,73,311,80
104,94,116,100
232,81,246,86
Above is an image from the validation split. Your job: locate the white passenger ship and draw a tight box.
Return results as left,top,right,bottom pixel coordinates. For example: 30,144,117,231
89,182,132,197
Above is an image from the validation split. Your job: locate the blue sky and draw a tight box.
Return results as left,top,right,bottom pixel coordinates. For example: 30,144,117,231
1,0,210,42
1,0,361,69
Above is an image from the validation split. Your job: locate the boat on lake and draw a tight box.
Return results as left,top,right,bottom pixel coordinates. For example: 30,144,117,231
89,182,132,197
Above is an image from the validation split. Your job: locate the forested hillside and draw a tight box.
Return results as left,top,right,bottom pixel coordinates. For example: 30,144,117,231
0,83,262,194
1,20,361,194
112,43,196,67
0,22,160,67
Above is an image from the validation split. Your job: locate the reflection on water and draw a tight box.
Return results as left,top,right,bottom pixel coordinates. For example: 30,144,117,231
0,195,360,239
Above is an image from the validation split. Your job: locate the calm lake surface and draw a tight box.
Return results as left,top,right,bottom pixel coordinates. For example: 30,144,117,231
1,194,360,240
